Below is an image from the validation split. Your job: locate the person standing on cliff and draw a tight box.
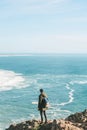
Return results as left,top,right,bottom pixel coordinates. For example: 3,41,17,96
38,89,48,124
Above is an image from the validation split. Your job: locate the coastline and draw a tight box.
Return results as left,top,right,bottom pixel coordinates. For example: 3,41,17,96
6,109,87,130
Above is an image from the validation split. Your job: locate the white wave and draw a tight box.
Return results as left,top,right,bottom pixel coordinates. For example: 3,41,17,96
32,101,38,104
47,108,71,119
56,83,74,106
66,84,74,102
65,83,74,104
70,80,87,85
0,69,29,91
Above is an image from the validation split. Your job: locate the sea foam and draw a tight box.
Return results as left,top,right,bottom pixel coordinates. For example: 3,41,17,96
0,69,28,91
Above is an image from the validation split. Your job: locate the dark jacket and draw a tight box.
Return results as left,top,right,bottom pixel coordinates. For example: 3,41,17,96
38,93,47,111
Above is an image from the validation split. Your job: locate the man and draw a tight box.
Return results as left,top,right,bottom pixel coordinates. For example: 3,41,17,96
38,89,47,123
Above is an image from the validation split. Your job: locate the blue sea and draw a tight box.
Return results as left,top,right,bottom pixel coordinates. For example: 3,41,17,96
0,54,87,130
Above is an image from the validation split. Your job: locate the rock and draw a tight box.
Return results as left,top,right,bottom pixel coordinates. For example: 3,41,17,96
6,109,87,130
38,119,82,130
6,120,39,130
66,109,87,123
66,109,87,130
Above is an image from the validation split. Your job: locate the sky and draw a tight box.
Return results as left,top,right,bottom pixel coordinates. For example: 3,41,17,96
0,0,87,53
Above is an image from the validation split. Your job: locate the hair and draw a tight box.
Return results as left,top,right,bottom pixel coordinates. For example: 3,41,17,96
40,89,43,93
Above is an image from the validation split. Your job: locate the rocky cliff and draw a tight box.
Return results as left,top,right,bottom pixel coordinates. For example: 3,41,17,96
6,109,87,130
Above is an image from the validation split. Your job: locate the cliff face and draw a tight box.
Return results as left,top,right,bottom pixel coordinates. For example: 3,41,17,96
6,109,87,130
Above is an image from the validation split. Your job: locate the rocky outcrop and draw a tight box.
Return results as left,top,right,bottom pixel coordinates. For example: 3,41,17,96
6,120,39,130
66,109,87,130
38,119,82,130
66,109,87,123
6,119,82,130
6,109,87,130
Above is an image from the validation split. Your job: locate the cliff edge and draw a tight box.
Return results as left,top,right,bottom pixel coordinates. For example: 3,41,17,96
6,109,87,130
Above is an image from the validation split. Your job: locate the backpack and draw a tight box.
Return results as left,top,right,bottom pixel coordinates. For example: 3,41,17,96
43,97,50,108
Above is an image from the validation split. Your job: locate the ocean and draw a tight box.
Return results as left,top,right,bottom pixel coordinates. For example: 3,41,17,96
0,54,87,130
